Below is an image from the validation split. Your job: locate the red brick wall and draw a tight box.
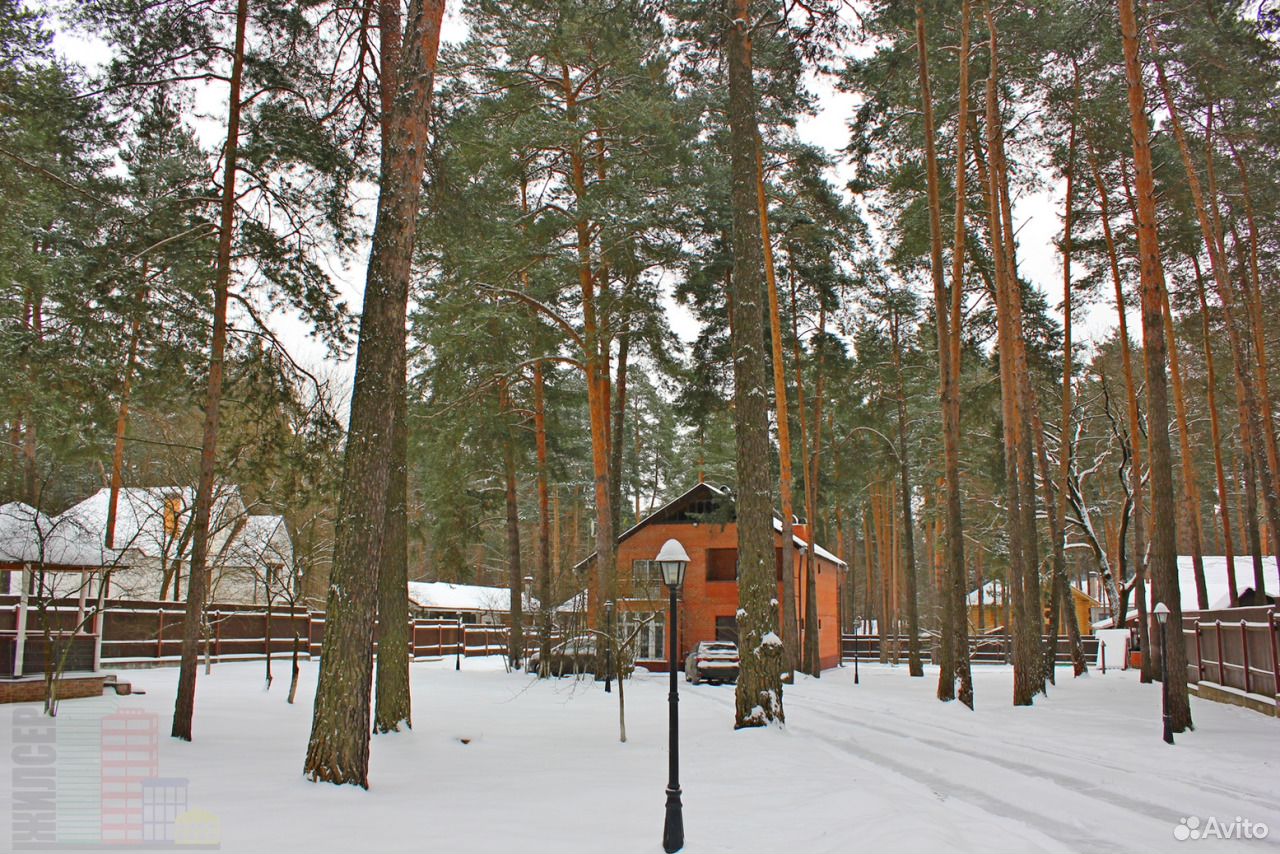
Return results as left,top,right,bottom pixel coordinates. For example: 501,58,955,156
590,520,843,671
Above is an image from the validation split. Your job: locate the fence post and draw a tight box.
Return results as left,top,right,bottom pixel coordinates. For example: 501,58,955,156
214,611,222,659
1194,622,1203,683
1269,610,1279,708
1216,620,1225,686
157,610,164,659
1240,619,1251,695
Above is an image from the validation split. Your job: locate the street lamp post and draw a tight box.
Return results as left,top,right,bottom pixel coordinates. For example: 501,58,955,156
853,627,860,685
656,538,689,854
604,600,614,693
456,614,463,671
1154,602,1173,745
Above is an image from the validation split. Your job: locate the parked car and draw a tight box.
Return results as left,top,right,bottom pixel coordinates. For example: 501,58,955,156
525,636,605,678
685,641,739,684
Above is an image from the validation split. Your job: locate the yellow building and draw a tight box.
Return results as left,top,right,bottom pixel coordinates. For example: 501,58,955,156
966,581,1101,635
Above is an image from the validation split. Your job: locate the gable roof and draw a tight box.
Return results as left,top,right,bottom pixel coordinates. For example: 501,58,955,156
56,486,247,559
575,482,847,571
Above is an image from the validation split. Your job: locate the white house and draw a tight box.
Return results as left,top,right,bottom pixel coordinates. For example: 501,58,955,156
1,486,294,606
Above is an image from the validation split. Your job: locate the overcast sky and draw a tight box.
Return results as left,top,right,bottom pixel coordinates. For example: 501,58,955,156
52,9,1131,407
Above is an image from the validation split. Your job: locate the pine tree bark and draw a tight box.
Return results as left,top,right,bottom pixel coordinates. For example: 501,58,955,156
305,0,445,786
534,362,554,671
1048,90,1087,678
1159,282,1208,608
757,142,801,677
1118,0,1191,732
373,0,415,735
171,0,247,742
106,288,145,549
502,388,524,668
916,0,970,702
1191,254,1238,604
980,2,1039,704
1086,142,1151,673
726,0,783,727
374,387,412,732
890,307,922,677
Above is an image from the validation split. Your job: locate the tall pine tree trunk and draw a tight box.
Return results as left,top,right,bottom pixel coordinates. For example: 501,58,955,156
1191,254,1238,604
916,0,970,702
374,387,412,732
305,0,445,786
726,0,783,727
890,308,922,677
372,0,414,737
1119,0,1191,732
1086,142,1151,669
757,142,801,677
171,0,247,742
534,362,554,671
503,389,524,668
980,3,1038,704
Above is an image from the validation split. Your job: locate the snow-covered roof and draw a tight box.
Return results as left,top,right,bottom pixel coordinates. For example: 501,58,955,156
407,581,538,614
57,486,245,559
0,487,291,573
581,482,847,570
1140,556,1277,612
217,515,291,567
555,588,588,613
771,516,847,567
0,501,117,568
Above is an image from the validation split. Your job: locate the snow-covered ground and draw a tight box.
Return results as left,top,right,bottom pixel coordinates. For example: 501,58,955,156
4,658,1278,853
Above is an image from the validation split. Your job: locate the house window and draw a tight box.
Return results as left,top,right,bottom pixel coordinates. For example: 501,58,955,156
619,610,665,661
631,560,662,589
706,548,737,582
163,495,183,536
715,615,738,644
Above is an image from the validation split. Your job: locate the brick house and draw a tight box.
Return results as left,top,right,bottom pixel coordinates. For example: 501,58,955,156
576,482,846,672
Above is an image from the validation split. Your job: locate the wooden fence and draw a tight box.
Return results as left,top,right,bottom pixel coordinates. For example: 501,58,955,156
841,633,1100,666
1181,605,1279,708
0,595,522,672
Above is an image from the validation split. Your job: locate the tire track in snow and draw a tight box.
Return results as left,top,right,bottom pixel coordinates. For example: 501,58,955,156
783,688,1280,818
682,687,1112,852
684,685,1275,853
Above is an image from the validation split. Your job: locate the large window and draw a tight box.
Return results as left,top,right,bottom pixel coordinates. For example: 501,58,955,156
620,610,665,661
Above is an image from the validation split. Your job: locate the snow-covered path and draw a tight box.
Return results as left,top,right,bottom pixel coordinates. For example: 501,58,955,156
3,659,1276,853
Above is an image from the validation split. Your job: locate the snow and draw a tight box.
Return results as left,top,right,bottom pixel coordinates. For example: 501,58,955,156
6,660,1278,852
1159,556,1278,611
406,581,537,615
770,515,846,567
760,631,782,647
554,588,588,614
965,580,1011,606
0,500,114,567
1094,628,1132,669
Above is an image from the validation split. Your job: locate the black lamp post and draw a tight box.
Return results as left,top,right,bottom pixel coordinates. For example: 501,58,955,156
853,625,860,685
604,600,614,693
1154,601,1173,745
456,614,463,671
656,538,689,854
